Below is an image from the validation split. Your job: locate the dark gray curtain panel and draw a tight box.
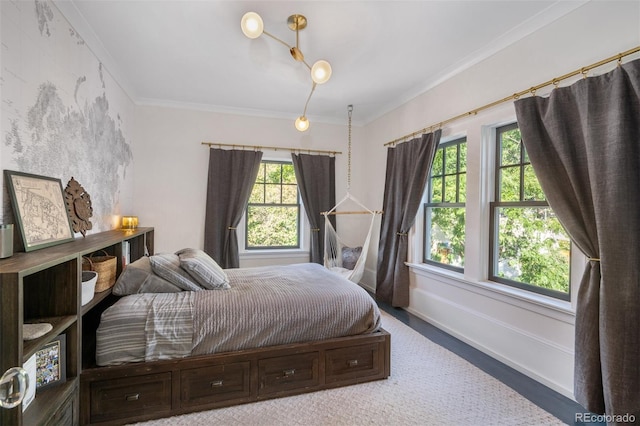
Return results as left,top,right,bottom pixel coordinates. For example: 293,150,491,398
291,153,336,264
514,59,640,418
204,148,263,268
376,130,441,307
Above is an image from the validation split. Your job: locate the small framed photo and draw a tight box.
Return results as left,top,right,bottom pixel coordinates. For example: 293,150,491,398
35,335,66,390
4,170,75,252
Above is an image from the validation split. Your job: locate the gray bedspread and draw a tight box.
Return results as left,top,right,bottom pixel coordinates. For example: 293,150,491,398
96,263,381,366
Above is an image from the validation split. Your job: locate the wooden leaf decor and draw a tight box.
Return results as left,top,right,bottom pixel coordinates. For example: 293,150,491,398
64,177,93,237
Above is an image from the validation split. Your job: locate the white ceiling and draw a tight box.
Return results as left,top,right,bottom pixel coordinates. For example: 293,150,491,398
54,0,587,126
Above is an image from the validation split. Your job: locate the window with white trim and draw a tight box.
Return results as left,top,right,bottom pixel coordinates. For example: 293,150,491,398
489,123,570,300
423,137,466,271
245,161,300,249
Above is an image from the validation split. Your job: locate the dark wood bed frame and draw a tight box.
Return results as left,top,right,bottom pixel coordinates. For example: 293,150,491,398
71,229,390,425
80,328,390,425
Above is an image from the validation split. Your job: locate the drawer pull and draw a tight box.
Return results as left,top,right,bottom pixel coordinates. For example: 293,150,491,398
210,380,224,388
283,369,296,377
348,359,359,367
125,393,140,402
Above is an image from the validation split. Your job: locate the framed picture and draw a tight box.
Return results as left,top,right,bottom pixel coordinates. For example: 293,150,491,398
35,334,66,390
4,170,75,252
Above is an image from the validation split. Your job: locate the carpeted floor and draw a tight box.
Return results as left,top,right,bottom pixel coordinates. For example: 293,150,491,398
133,311,563,425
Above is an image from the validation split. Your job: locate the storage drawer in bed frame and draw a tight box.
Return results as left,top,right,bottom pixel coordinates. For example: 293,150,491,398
89,372,172,423
80,329,390,425
258,352,320,397
181,361,251,408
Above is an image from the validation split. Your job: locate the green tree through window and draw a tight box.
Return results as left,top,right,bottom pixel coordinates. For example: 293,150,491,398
489,123,570,299
246,161,300,249
424,137,466,271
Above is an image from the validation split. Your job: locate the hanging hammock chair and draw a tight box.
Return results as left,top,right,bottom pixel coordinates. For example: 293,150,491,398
322,193,379,282
322,105,382,283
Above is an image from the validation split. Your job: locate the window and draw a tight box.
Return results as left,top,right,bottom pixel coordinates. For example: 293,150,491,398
424,137,466,271
246,161,300,249
489,123,570,300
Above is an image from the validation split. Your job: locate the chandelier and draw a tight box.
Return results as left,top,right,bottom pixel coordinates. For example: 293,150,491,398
240,12,332,132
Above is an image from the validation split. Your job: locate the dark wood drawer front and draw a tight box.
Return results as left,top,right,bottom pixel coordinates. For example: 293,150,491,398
44,391,77,426
325,343,381,383
90,372,172,423
258,352,319,396
181,361,251,407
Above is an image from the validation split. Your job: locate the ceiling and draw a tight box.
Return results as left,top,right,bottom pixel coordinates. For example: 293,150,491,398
53,1,587,126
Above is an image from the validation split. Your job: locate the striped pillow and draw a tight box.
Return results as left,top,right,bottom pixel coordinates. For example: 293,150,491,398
113,256,183,295
149,253,203,292
176,248,230,290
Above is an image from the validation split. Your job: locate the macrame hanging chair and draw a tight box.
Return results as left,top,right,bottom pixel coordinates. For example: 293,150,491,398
322,105,382,283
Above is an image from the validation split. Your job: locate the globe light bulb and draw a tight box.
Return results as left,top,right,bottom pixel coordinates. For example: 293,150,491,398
311,60,332,84
295,116,310,132
241,12,264,39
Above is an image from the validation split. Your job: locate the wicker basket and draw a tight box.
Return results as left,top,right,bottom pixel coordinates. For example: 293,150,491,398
82,250,117,292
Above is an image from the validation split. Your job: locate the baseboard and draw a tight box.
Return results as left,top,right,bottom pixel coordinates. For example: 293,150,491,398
360,266,376,293
407,288,575,400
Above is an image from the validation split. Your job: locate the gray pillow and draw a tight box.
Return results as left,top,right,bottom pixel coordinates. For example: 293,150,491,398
113,256,183,295
149,253,203,292
176,248,230,290
342,246,363,270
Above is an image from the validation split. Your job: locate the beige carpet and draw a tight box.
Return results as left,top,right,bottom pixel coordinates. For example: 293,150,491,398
133,311,563,426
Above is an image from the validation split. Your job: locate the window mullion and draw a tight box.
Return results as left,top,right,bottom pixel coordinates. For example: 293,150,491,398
519,140,525,201
495,138,502,202
455,144,460,203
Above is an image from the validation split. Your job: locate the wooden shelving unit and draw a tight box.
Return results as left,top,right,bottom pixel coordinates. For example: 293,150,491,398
0,228,154,426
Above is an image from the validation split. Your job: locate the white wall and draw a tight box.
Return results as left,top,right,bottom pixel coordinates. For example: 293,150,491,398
133,105,372,266
362,0,640,398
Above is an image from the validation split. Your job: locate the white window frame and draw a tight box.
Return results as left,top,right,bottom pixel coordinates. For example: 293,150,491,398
237,155,310,260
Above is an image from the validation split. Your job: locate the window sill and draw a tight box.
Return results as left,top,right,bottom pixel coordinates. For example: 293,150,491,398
406,262,575,324
240,249,309,260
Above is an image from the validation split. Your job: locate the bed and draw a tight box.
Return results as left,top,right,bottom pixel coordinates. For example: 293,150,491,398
80,253,390,425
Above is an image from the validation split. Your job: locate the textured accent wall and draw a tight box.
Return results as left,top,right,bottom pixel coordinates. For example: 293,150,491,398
1,0,134,234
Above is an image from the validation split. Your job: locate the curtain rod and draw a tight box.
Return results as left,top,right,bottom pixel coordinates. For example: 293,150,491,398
384,45,640,147
321,210,383,215
201,142,342,156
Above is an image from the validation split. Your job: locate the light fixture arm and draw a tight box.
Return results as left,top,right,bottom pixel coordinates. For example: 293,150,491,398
302,83,317,117
262,30,311,66
262,30,292,50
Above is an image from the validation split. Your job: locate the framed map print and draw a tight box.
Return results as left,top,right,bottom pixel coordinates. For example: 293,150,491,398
4,170,75,252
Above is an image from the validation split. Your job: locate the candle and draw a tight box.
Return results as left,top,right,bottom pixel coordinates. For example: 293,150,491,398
121,216,138,230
